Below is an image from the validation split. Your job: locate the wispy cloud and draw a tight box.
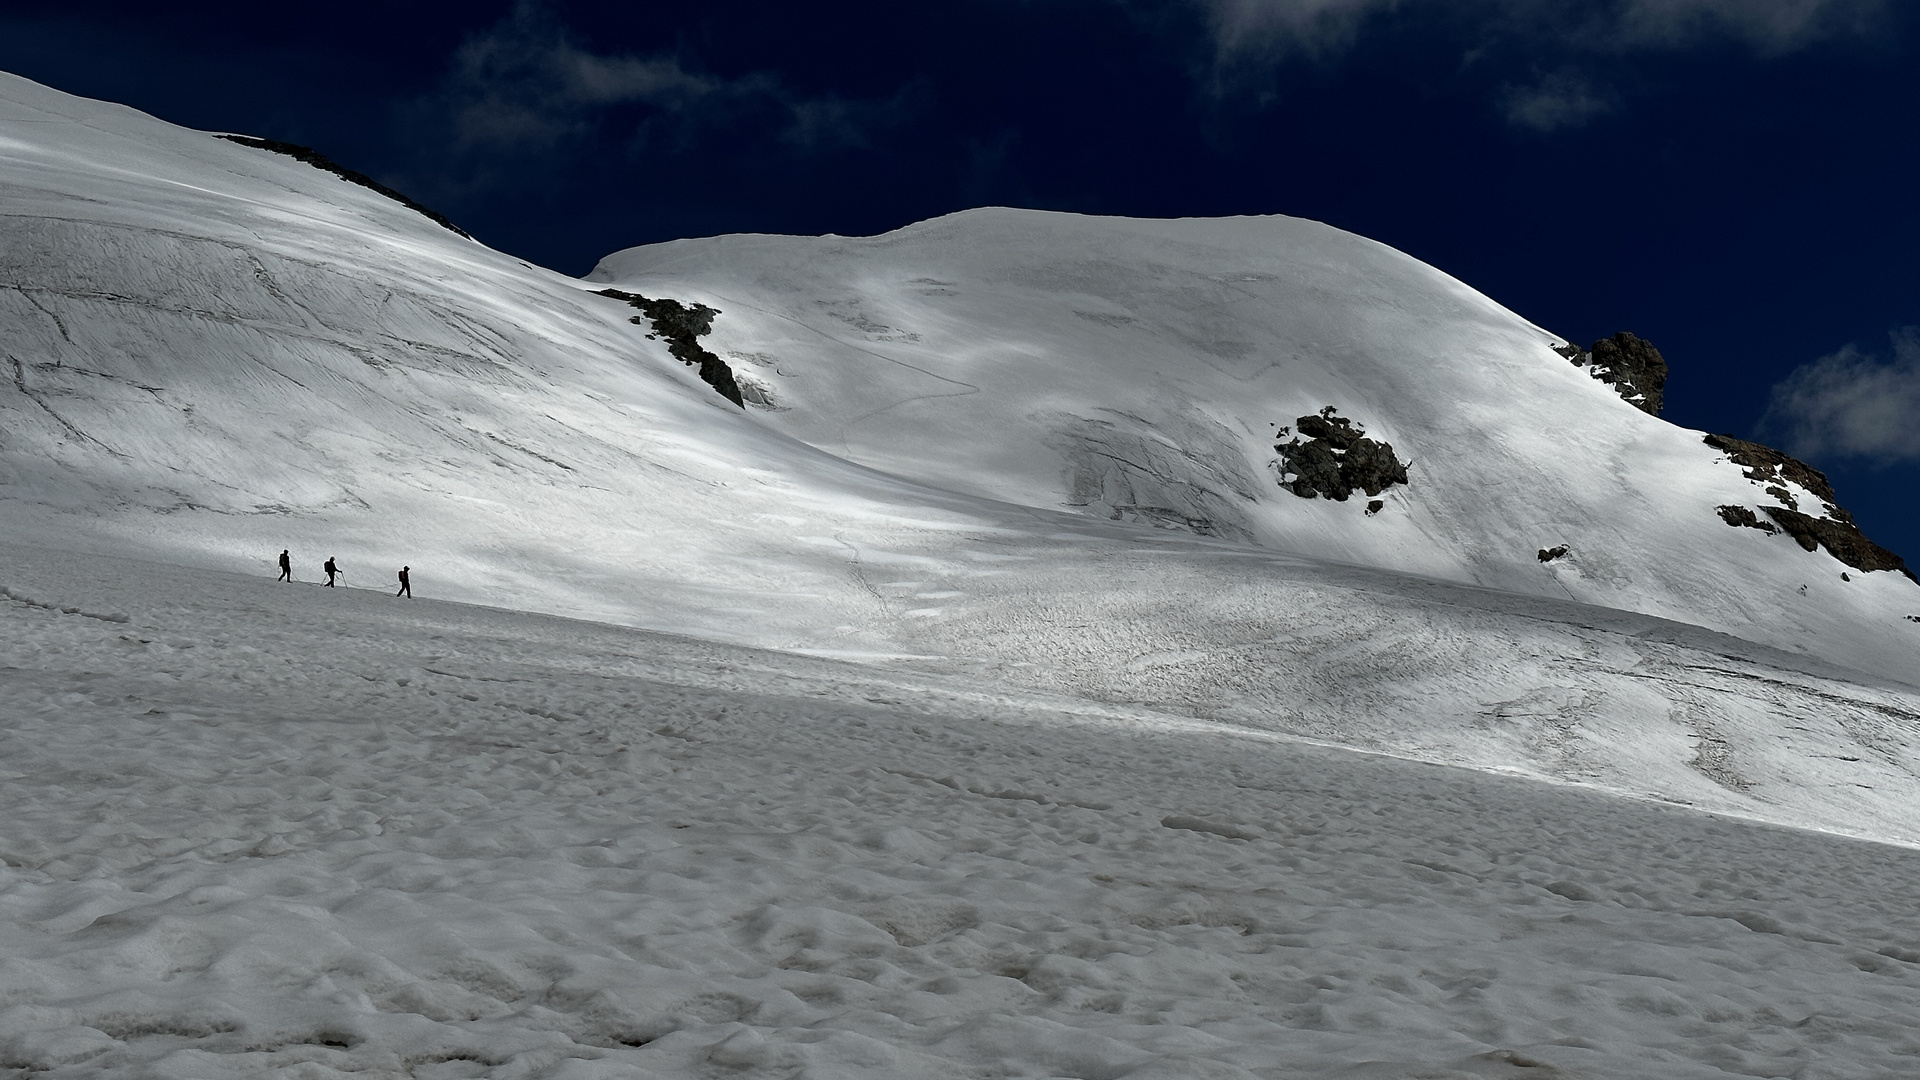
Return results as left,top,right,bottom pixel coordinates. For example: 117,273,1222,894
1193,0,1880,57
1202,0,1406,59
1762,329,1920,465
1613,0,1881,54
1501,71,1614,131
419,2,909,158
1186,0,1882,126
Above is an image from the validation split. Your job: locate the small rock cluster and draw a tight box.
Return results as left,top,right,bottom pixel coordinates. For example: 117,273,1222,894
1715,504,1772,532
1706,433,1915,583
1275,408,1409,503
1553,332,1669,415
596,289,745,408
1706,433,1837,510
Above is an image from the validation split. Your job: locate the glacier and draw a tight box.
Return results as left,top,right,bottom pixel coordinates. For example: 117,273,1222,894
4,69,1920,1077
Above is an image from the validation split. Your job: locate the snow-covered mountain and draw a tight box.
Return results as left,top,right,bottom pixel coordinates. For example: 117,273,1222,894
9,68,1920,1080
593,210,1917,660
4,68,1918,821
8,68,1913,671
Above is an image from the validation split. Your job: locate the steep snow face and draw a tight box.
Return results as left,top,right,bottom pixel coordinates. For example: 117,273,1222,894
592,211,1920,668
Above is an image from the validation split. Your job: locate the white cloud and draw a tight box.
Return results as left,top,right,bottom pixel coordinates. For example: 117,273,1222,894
1763,329,1920,464
426,2,898,155
429,5,709,152
1191,0,1880,59
1183,0,1880,128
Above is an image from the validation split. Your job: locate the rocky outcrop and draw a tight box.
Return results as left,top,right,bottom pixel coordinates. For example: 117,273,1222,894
1707,434,1915,583
1761,506,1913,579
1705,434,1839,506
1715,505,1774,532
596,289,745,408
1556,332,1668,415
215,135,471,238
1275,408,1408,502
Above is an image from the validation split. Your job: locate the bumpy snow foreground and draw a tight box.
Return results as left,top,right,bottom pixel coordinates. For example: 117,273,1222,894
8,545,1920,1080
6,70,1920,1076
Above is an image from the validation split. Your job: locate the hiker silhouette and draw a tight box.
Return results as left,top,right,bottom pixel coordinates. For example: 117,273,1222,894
324,557,339,587
277,549,291,582
396,565,411,598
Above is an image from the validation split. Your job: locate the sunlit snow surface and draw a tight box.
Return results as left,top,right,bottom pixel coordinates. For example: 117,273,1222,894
592,210,1920,681
8,544,1920,1079
6,69,1920,1076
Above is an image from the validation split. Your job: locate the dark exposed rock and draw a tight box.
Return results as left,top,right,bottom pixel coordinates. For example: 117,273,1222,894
1708,434,1914,582
1365,500,1383,516
1761,506,1914,581
596,289,744,408
1282,438,1346,499
1295,410,1363,449
1274,407,1409,502
1538,545,1569,563
1704,433,1840,509
215,134,472,239
1589,334,1668,414
1716,505,1775,532
1340,438,1408,496
1712,428,1904,580
1560,332,1668,415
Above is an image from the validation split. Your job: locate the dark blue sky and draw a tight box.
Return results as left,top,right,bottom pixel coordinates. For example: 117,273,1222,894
6,0,1917,564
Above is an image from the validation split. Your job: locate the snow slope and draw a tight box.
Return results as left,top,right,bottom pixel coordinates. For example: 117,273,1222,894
5,67,1920,835
7,542,1920,1079
8,65,1920,1079
592,211,1920,674
0,69,1032,654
